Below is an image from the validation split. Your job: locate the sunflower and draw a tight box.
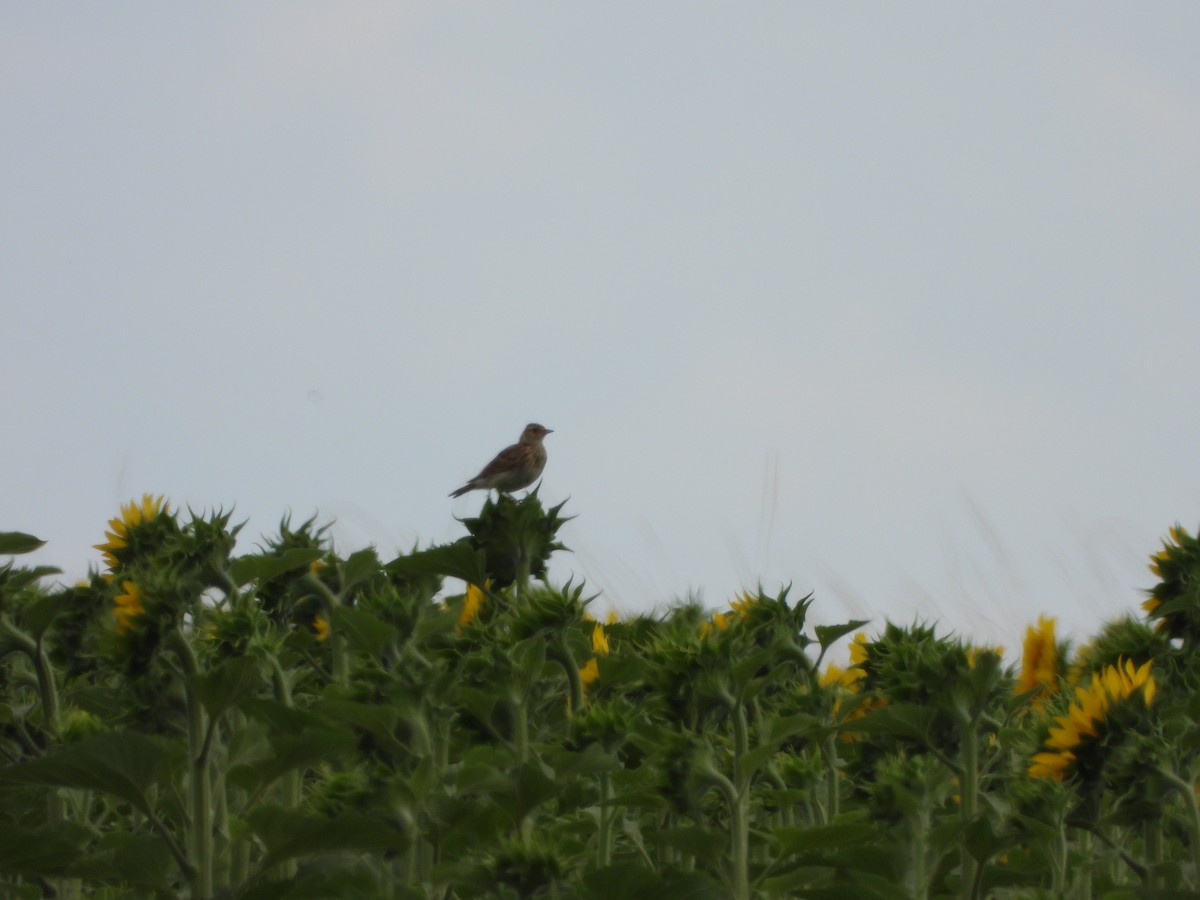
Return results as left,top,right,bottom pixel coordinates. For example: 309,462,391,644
819,660,862,691
1142,524,1200,641
1028,657,1156,781
1015,615,1059,709
313,615,331,641
698,610,731,639
579,657,600,693
94,494,171,570
458,582,487,629
730,592,756,621
591,622,610,656
849,631,869,667
821,633,884,740
113,580,145,634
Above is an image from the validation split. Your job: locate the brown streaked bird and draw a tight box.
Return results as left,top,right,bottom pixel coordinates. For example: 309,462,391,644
449,423,553,498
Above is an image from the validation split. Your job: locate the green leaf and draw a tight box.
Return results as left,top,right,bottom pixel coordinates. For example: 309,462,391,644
730,648,775,686
239,697,328,735
455,756,516,796
513,760,560,818
0,533,46,555
653,873,728,900
840,703,937,745
775,822,877,853
239,867,382,900
230,547,324,586
777,877,909,900
579,863,664,900
71,831,173,890
0,823,88,876
552,742,623,779
339,547,383,592
962,813,1013,863
1012,812,1063,846
316,699,402,753
580,866,727,900
0,565,61,594
738,744,780,780
17,594,63,639
331,605,399,657
192,656,262,721
0,731,180,815
386,539,488,587
767,712,824,746
246,806,407,868
228,728,357,792
814,619,871,651
655,825,726,860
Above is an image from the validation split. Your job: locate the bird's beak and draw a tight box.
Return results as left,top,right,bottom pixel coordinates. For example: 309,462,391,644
545,428,554,434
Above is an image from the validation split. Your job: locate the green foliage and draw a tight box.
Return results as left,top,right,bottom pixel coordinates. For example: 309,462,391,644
0,532,46,555
0,506,1198,899
458,489,571,589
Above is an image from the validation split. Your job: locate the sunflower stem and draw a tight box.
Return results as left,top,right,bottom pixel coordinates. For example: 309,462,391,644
269,657,300,880
1154,766,1200,883
597,771,614,868
821,734,840,824
731,701,751,900
555,635,585,716
305,573,347,684
958,719,979,900
170,629,212,899
909,802,930,900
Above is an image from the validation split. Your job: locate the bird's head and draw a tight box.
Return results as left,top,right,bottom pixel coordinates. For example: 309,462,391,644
521,423,553,443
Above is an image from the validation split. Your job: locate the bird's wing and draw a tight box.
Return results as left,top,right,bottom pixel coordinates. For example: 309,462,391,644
474,442,526,479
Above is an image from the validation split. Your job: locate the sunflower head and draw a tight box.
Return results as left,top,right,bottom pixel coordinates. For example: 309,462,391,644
94,495,176,571
1029,657,1156,784
590,622,610,656
458,582,487,629
1069,616,1168,689
578,656,600,691
1015,615,1059,709
822,668,886,742
730,592,757,621
1143,523,1200,643
112,580,145,634
699,610,731,639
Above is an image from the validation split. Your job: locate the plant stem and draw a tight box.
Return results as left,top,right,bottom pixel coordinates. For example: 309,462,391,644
305,574,347,684
516,550,530,598
597,771,614,868
732,702,752,900
959,721,978,900
555,636,584,716
697,755,748,900
1075,829,1092,898
1050,805,1067,896
270,657,300,881
1143,820,1162,888
910,804,929,900
171,630,212,899
821,735,839,824
0,617,60,741
1155,767,1200,883
33,638,60,742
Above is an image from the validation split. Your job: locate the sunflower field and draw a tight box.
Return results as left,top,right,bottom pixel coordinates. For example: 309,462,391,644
1,494,1199,899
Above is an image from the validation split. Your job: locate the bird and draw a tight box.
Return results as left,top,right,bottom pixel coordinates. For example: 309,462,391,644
449,423,553,498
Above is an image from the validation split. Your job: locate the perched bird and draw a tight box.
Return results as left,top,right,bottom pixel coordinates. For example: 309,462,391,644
450,423,553,498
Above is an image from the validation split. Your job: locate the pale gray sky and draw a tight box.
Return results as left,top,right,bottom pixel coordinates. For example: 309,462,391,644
4,5,1198,654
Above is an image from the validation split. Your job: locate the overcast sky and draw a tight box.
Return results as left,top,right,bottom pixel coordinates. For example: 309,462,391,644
4,5,1198,656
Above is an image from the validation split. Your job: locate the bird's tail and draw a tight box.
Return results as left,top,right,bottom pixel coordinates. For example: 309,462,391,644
449,483,474,498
